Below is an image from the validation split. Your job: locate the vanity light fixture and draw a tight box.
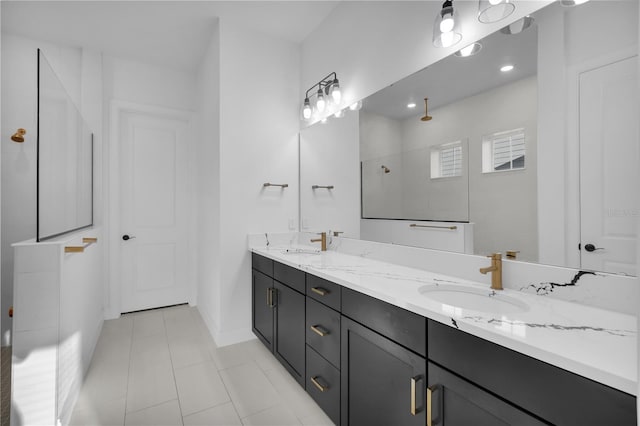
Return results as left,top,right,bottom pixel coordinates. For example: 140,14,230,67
334,109,346,118
478,0,515,24
433,0,462,48
455,42,483,57
421,98,433,121
500,64,514,72
500,15,534,35
301,72,342,121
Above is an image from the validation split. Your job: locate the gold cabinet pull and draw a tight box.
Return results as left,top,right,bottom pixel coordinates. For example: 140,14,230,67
65,246,84,253
82,237,98,244
310,376,327,392
427,385,437,426
311,287,328,296
310,325,329,337
267,288,276,308
411,376,418,416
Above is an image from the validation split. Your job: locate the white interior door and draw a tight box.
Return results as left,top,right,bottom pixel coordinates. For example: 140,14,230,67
579,55,638,275
119,108,190,312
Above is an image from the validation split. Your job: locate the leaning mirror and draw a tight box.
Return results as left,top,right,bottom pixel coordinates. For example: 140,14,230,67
37,49,94,241
300,0,639,276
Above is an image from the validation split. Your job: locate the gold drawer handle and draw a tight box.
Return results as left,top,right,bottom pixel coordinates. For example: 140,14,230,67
311,287,328,296
427,384,437,426
411,377,417,415
310,325,329,337
310,376,328,392
266,288,276,308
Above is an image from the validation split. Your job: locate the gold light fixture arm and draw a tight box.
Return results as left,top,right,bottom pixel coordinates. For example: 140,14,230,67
11,128,26,143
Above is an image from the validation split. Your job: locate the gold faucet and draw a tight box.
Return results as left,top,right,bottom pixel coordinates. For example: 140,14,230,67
479,253,502,290
310,232,327,251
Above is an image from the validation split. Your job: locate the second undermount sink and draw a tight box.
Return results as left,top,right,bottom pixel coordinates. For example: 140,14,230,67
280,247,321,255
418,283,529,314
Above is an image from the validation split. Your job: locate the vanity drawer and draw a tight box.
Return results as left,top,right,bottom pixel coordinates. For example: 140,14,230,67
252,253,273,277
306,345,340,425
306,274,341,311
341,287,426,357
306,297,341,368
428,319,636,426
273,261,306,294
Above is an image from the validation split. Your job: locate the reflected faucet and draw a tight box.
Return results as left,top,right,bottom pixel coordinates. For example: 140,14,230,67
310,232,327,251
479,253,503,290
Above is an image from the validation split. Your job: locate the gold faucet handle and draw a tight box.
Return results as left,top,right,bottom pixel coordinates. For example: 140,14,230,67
487,252,502,259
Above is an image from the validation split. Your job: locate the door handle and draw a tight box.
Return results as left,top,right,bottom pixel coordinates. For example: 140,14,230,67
310,376,328,392
584,243,604,252
122,234,136,241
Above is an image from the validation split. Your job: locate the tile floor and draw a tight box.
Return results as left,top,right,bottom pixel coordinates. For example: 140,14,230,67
70,305,334,426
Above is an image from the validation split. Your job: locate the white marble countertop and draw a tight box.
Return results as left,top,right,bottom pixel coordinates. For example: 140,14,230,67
251,245,637,395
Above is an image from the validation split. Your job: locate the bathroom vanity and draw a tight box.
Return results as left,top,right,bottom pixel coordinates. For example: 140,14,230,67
250,246,636,426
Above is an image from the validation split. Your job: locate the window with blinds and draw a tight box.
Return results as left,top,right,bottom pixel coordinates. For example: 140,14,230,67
430,141,462,179
482,128,525,173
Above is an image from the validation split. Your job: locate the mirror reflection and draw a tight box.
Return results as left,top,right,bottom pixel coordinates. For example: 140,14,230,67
38,50,94,241
300,0,639,276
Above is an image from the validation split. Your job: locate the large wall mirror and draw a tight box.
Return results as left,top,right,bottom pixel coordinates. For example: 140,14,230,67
300,0,638,276
38,49,94,241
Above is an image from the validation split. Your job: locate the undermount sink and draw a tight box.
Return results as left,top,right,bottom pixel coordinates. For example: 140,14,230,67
418,283,529,314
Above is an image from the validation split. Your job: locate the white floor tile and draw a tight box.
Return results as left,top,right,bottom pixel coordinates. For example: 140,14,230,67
209,341,256,370
168,333,212,369
174,361,230,416
241,404,301,426
74,356,129,412
299,410,336,426
126,350,177,413
220,361,281,418
182,402,242,426
132,310,166,338
69,397,126,426
124,399,183,426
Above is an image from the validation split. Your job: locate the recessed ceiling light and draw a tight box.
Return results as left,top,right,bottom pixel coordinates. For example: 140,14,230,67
455,42,483,57
500,64,514,72
500,16,534,34
407,103,417,108
560,0,589,6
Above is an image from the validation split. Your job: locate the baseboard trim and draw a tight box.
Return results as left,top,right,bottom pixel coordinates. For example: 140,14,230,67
196,306,255,348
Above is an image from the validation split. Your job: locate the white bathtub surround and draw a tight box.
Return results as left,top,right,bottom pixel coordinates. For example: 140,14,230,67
12,228,104,426
249,233,637,395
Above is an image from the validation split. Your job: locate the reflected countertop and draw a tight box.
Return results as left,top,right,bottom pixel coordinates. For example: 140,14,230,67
250,245,637,395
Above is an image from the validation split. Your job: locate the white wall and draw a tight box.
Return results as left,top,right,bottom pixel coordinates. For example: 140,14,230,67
195,23,221,340
299,111,360,238
102,55,198,318
200,21,300,345
0,34,102,345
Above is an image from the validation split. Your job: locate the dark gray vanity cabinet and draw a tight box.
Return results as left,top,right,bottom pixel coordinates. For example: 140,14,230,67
305,274,342,425
427,319,637,426
251,254,306,386
340,288,427,426
427,362,546,426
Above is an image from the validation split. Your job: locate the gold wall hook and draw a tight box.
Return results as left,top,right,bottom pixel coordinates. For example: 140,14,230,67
11,128,26,143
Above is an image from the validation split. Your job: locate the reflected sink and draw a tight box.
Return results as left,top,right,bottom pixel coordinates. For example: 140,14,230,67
418,284,529,314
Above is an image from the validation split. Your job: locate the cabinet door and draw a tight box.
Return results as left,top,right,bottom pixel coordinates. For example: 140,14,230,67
274,281,306,386
252,270,274,351
341,317,426,426
427,362,547,426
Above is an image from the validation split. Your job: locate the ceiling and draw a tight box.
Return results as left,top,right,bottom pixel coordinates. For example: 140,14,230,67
362,15,539,120
1,1,340,71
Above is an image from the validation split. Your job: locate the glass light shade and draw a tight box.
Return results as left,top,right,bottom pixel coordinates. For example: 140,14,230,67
500,16,534,35
478,0,515,24
349,100,363,111
561,0,589,6
455,42,482,57
316,89,326,112
334,109,345,118
433,2,462,48
302,98,312,120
